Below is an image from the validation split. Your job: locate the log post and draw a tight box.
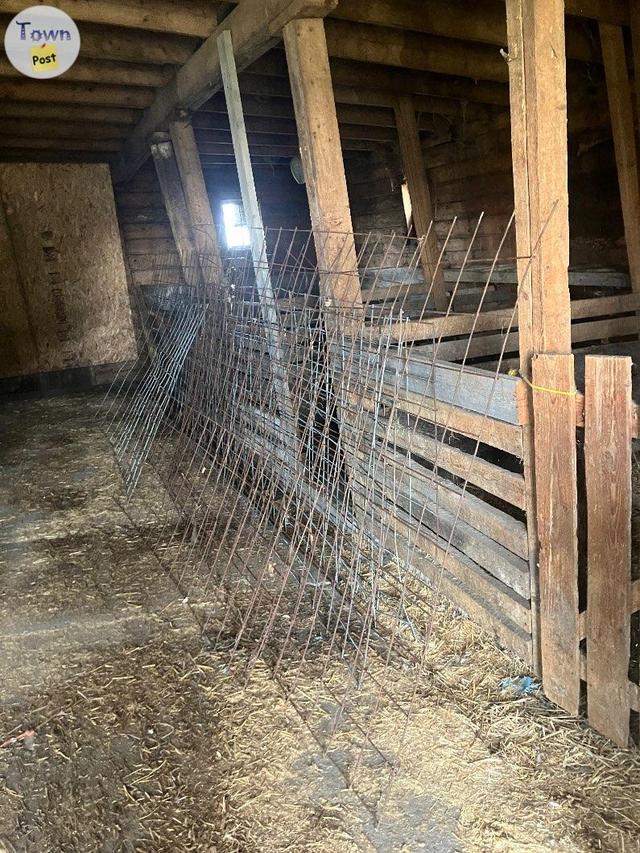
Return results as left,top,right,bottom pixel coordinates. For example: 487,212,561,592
169,116,223,272
150,136,201,287
394,94,448,311
506,0,578,710
283,18,366,522
283,18,362,313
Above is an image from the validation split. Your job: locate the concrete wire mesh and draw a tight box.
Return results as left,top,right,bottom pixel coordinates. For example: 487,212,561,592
102,218,527,812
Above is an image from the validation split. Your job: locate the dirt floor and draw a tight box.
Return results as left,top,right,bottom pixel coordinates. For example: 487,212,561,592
1,394,640,852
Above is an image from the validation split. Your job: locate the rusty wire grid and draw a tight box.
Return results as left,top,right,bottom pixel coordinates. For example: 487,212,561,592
102,216,533,815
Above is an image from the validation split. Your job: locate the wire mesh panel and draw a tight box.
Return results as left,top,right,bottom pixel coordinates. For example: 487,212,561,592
103,220,534,810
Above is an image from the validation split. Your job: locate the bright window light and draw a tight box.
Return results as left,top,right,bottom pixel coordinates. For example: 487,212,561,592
400,180,413,234
222,200,250,249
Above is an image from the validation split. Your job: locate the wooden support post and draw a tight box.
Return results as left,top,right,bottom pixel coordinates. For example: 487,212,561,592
394,94,448,311
169,117,222,271
600,24,640,294
585,355,632,747
531,354,580,713
506,0,575,692
506,0,571,366
282,18,362,313
217,29,299,457
283,18,365,520
150,136,201,287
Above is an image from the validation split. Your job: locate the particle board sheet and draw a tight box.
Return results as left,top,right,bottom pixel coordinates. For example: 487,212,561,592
0,163,136,379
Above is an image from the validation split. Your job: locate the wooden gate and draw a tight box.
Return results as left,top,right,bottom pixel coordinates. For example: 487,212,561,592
536,353,639,747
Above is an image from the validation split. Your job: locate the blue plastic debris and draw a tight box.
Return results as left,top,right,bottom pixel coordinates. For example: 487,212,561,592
499,675,541,696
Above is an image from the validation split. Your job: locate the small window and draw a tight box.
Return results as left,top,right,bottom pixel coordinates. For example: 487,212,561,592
221,200,250,249
400,180,414,235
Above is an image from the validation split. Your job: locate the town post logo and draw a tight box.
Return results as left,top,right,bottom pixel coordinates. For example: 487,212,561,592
4,6,80,79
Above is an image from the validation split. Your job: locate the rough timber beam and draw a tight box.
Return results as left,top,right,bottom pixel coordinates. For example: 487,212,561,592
0,103,139,125
0,16,198,65
326,21,510,82
284,18,362,309
0,80,154,109
151,137,200,266
0,1,219,37
114,0,337,183
331,0,601,63
506,0,577,718
0,56,172,88
507,0,572,364
169,117,223,266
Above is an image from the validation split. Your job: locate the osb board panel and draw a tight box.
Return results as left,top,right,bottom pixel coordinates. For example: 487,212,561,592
0,163,136,378
0,201,39,376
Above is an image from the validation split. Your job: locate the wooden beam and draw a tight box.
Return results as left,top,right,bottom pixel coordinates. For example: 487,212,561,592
331,0,600,63
600,23,640,294
394,95,447,311
506,0,572,691
506,0,571,367
0,150,117,164
0,0,218,36
169,117,222,266
0,80,154,109
0,55,171,88
283,18,362,309
114,0,337,183
324,20,509,82
150,137,200,283
0,102,139,125
0,136,121,152
0,15,198,65
0,120,128,140
585,355,632,747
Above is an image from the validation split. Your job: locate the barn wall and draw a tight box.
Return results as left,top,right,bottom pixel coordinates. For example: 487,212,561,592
346,150,406,237
0,162,136,381
115,161,313,284
344,107,625,274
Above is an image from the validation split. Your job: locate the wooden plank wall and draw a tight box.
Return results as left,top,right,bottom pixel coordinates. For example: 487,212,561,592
336,332,534,664
115,162,178,288
343,112,625,273
115,161,314,286
432,117,626,270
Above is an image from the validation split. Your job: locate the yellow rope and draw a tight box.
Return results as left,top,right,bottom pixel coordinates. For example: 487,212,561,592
517,370,577,398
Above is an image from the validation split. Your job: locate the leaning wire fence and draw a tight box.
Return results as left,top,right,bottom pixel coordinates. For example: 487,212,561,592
101,218,532,814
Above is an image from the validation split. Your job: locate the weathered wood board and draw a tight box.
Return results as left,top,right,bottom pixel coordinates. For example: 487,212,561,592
0,163,136,379
531,353,580,714
585,355,632,747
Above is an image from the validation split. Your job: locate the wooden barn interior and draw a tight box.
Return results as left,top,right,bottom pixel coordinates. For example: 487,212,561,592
2,1,640,848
